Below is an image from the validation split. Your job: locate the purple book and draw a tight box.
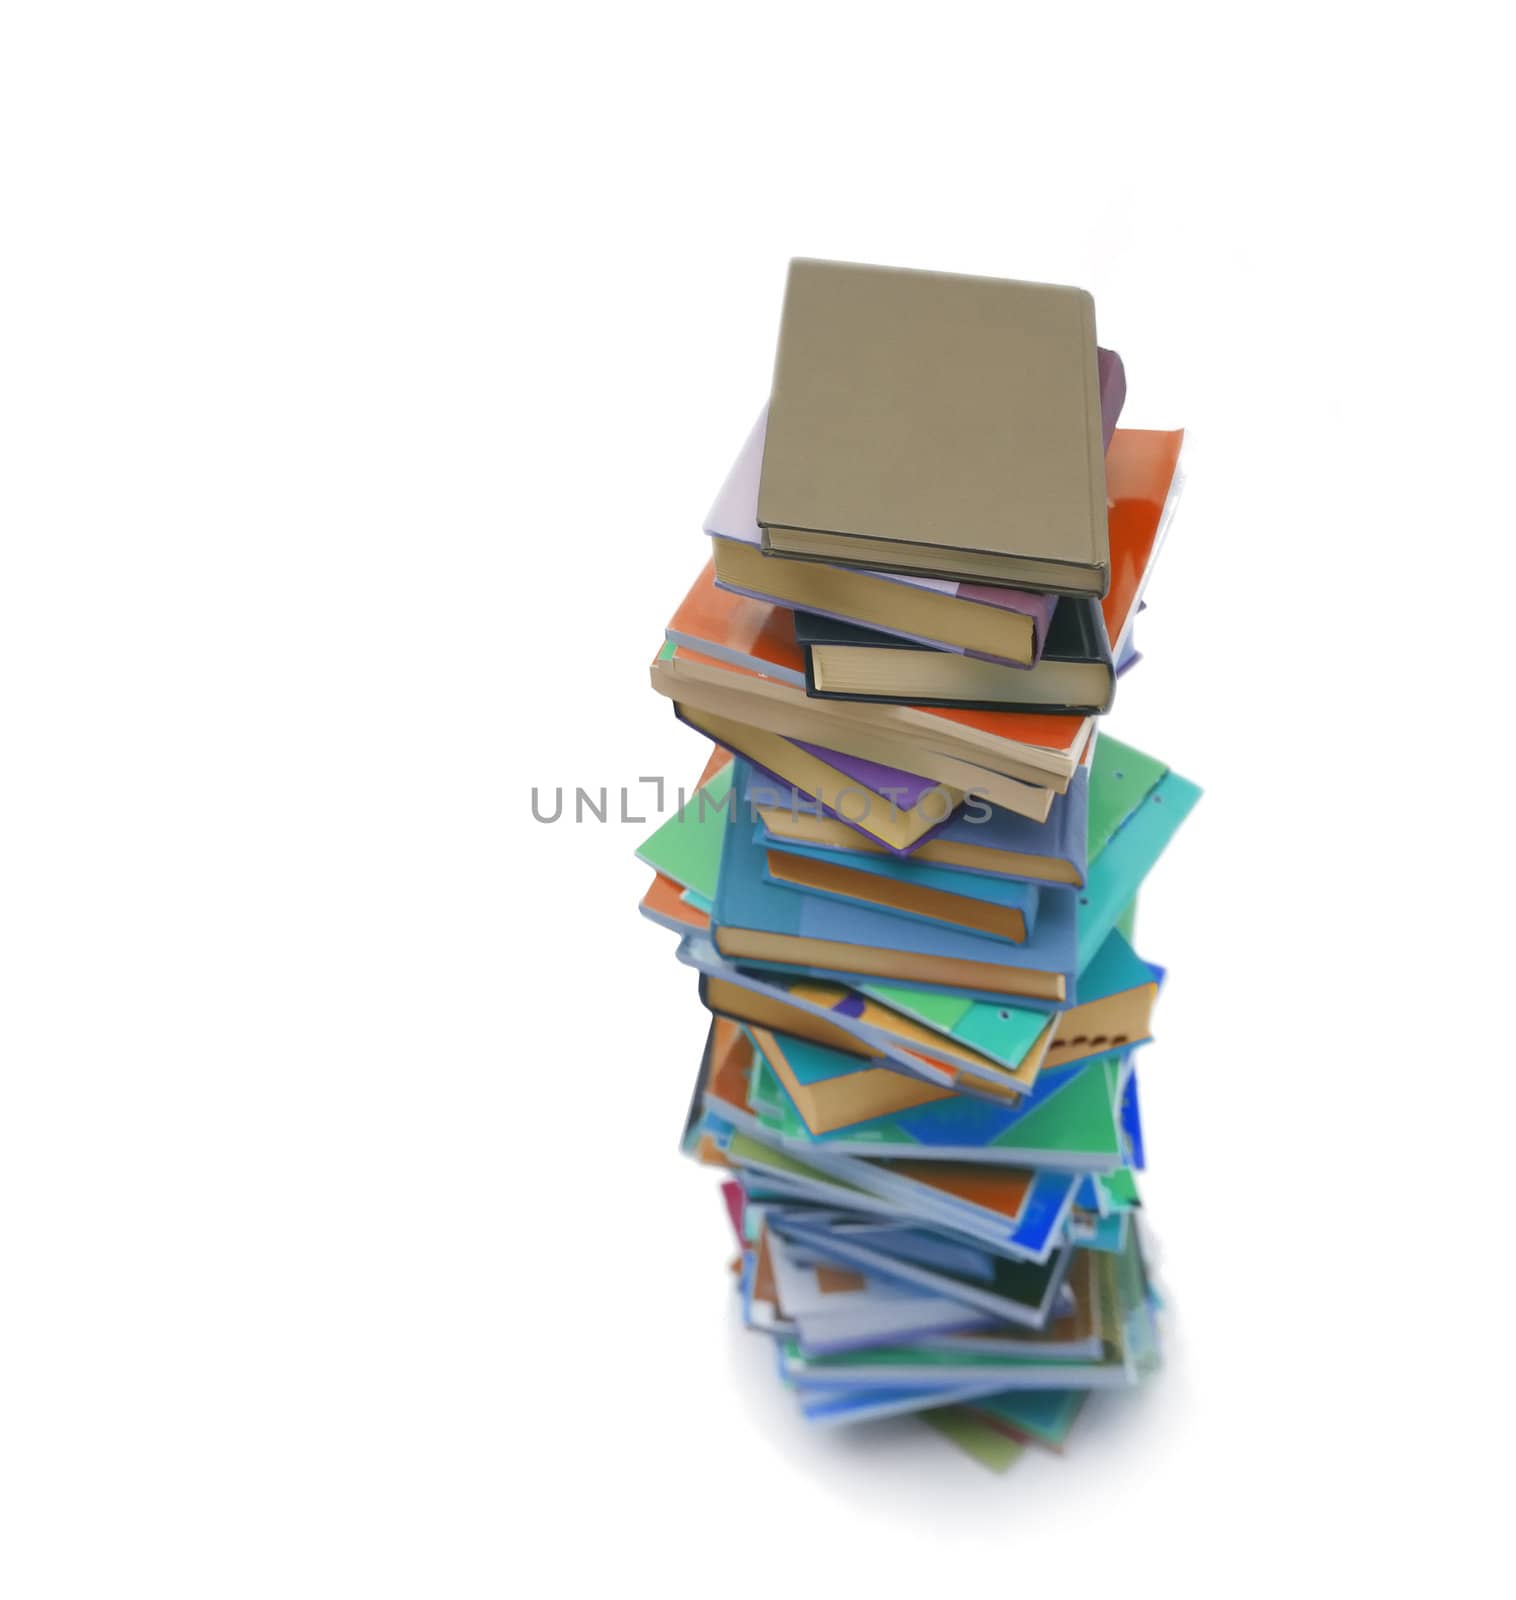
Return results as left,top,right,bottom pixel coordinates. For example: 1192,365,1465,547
671,706,962,855
788,740,942,809
742,757,965,858
1098,348,1127,450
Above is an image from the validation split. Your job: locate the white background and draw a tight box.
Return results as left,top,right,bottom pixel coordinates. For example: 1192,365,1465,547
3,4,1513,1595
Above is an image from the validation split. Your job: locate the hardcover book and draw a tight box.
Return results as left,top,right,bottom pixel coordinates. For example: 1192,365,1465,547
796,595,1115,715
757,260,1111,593
760,839,1042,946
751,763,1089,883
651,579,1094,798
675,705,971,848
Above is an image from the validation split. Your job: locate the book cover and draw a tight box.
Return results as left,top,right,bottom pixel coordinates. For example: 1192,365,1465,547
753,1039,1128,1172
760,839,1042,947
757,260,1111,594
674,704,968,851
751,763,1090,885
796,594,1116,716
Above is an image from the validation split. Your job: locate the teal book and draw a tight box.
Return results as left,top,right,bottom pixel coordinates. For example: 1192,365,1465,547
687,924,1159,1089
749,1041,1128,1172
1074,767,1201,970
859,923,1159,1063
713,762,1079,1007
754,737,1197,970
635,762,734,898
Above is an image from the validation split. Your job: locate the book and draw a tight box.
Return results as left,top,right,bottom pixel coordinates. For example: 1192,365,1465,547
751,763,1089,884
674,705,972,848
797,594,1116,715
757,260,1110,593
753,1029,1129,1172
695,958,1050,1096
761,840,1041,945
651,581,1094,794
706,409,1056,668
712,420,1182,681
1073,767,1201,971
760,1223,994,1354
711,767,1080,1006
677,698,1057,827
633,759,735,894
1097,348,1126,448
793,420,1184,715
688,926,1160,1088
746,1024,959,1134
752,730,1169,895
774,1234,1144,1376
765,1207,1077,1329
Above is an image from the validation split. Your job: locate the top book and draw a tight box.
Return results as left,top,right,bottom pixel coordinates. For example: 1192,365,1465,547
757,260,1111,596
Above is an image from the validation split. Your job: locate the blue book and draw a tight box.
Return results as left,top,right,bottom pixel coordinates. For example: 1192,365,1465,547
752,1043,1127,1172
754,761,1195,965
714,762,1078,1008
759,831,1042,945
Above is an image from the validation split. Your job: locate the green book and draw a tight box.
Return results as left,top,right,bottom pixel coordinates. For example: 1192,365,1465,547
635,762,733,895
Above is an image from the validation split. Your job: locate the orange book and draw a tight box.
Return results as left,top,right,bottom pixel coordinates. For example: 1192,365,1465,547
639,872,709,935
666,560,807,680
663,570,1085,756
887,1160,1034,1220
1102,428,1184,647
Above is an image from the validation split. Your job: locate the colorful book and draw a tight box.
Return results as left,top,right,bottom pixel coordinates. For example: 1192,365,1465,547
711,767,1080,1007
752,1036,1129,1172
651,585,1092,795
675,704,973,847
746,1024,960,1133
752,730,1164,893
751,736,1198,969
689,925,1160,1087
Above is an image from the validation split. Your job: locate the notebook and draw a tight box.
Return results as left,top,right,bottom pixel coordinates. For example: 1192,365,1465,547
758,260,1110,593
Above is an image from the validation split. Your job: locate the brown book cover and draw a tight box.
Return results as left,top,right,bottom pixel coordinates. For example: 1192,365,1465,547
758,260,1110,594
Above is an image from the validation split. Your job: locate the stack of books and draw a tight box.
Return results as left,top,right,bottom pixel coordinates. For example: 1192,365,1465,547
637,260,1199,1472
